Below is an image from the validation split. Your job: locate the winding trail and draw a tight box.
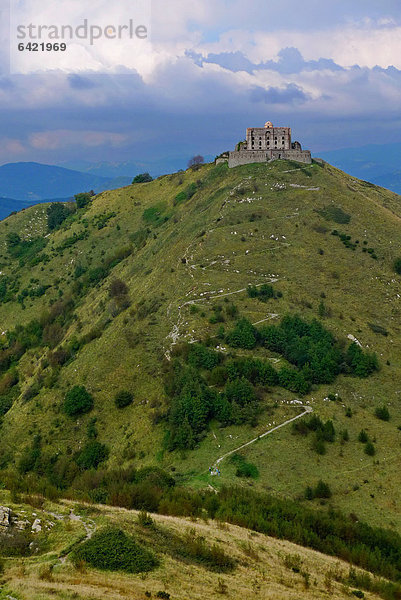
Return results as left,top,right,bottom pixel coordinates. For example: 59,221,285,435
58,509,97,565
165,280,279,355
213,404,313,468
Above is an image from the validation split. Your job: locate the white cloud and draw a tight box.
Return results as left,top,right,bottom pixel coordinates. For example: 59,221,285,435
29,129,129,150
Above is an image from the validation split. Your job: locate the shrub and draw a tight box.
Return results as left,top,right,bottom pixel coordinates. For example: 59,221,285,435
283,553,302,572
142,204,168,227
247,284,276,302
47,203,71,230
174,182,198,205
226,318,256,349
230,453,259,479
137,510,154,527
109,278,129,298
188,343,220,370
375,405,390,421
364,441,375,456
311,436,326,455
180,528,235,572
317,205,351,224
76,441,109,470
132,173,153,184
0,529,33,556
38,563,54,581
314,480,332,498
393,258,401,275
368,323,388,336
75,192,92,208
63,385,94,417
72,528,158,573
358,430,368,443
306,480,332,499
115,390,134,409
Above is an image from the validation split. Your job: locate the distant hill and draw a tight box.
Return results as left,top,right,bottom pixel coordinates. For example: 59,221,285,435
60,155,215,179
0,161,132,203
0,197,31,221
320,142,401,193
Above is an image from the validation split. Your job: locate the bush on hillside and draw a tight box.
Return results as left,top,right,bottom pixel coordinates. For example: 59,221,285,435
109,278,129,298
75,192,92,208
230,453,259,479
364,441,376,456
358,429,369,443
72,528,158,573
76,441,109,470
375,405,390,421
63,385,94,417
115,390,133,409
132,172,153,184
226,318,257,349
47,203,71,230
305,480,332,500
394,257,401,275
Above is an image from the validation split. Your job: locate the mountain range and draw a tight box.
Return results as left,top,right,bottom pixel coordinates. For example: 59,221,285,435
0,162,132,220
320,141,401,193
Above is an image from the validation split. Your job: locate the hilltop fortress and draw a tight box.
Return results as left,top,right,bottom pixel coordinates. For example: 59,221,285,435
217,121,312,167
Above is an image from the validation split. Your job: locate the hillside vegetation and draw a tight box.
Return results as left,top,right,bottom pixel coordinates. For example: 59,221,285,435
0,158,401,538
0,492,394,600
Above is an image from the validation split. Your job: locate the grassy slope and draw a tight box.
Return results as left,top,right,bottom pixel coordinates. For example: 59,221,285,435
1,160,401,529
0,492,384,600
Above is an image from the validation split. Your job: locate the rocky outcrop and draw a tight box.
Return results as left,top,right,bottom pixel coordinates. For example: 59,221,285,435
0,506,11,528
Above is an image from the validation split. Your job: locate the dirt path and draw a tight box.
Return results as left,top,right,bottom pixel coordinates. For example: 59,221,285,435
165,280,279,355
58,509,97,564
213,404,313,467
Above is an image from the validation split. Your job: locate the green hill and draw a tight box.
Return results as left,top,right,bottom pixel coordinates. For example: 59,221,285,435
1,158,401,535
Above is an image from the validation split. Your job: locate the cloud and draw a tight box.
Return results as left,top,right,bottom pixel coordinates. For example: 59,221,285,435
68,74,97,89
250,83,309,104
0,1,401,165
29,130,129,150
188,47,345,75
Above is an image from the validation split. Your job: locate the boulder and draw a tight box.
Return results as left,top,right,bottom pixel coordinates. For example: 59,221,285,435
0,506,11,528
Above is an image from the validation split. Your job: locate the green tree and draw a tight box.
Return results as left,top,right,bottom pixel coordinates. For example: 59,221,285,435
6,232,21,248
76,441,109,469
75,192,92,208
358,429,368,443
314,480,332,498
226,318,257,349
63,385,94,417
364,441,375,456
375,405,390,421
47,203,70,230
132,172,153,184
224,377,255,406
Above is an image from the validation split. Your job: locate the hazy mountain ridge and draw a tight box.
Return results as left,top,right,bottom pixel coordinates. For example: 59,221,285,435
0,161,132,208
320,142,401,193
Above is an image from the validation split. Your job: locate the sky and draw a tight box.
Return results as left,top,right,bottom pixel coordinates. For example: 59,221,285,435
0,0,401,168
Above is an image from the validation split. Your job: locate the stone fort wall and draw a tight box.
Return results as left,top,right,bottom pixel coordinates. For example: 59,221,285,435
228,148,312,168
